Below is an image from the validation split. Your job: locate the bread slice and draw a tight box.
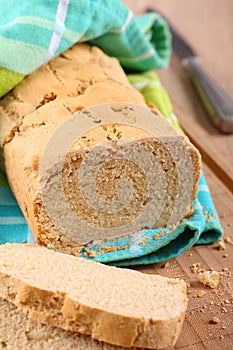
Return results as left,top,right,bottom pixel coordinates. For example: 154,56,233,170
0,297,138,350
0,43,201,250
0,244,188,349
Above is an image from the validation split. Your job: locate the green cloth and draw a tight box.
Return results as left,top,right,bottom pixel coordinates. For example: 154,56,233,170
128,71,174,121
0,68,24,97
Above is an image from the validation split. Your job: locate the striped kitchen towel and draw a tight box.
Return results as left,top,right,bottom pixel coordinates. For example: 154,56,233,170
0,0,171,97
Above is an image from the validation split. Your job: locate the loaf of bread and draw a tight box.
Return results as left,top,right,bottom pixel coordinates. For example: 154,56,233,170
0,298,137,350
0,244,188,349
0,43,201,250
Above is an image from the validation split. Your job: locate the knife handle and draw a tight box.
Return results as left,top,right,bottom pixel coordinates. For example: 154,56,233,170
182,57,233,133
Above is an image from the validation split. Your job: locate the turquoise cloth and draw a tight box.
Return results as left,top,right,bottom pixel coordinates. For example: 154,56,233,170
0,0,171,97
0,0,223,264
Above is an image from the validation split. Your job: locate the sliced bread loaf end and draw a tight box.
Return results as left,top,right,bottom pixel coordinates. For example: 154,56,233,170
0,243,187,349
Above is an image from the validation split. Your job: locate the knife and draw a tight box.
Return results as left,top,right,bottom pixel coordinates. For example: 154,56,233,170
147,8,233,133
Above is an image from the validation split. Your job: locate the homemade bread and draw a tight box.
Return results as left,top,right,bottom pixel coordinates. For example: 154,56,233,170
0,43,201,249
0,298,137,350
0,244,188,349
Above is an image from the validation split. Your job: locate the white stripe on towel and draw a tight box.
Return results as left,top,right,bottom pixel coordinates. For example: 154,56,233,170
111,10,133,33
0,217,26,224
198,185,208,192
43,0,70,63
132,80,161,89
119,47,155,62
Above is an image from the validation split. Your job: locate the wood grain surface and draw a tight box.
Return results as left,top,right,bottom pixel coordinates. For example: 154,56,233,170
123,1,233,349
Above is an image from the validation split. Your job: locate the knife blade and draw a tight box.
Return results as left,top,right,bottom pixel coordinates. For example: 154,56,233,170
147,8,233,133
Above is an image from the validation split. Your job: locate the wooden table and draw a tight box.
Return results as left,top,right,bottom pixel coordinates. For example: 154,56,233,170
123,1,233,349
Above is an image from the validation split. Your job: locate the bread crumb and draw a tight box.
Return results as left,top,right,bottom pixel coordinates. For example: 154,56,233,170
224,236,232,244
190,263,201,274
117,244,130,251
210,317,220,324
86,250,97,258
220,267,231,276
197,270,220,288
222,253,228,258
197,290,206,298
218,240,226,250
212,289,218,294
162,262,170,268
97,246,117,254
105,246,117,253
187,290,193,295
